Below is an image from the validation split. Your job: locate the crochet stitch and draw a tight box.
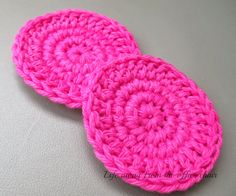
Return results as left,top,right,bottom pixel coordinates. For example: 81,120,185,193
12,9,140,108
82,55,222,193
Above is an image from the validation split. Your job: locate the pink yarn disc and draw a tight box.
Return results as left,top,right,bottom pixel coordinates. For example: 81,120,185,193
12,9,140,108
82,55,222,193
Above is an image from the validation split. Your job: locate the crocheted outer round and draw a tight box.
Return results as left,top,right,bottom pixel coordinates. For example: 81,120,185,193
12,9,140,108
82,55,222,193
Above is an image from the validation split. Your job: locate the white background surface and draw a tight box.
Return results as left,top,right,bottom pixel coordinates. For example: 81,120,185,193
0,0,236,195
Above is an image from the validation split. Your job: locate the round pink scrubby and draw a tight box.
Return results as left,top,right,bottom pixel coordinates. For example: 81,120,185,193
82,55,222,193
12,9,140,108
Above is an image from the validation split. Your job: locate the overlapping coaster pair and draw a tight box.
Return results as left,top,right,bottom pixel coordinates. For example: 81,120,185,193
13,9,222,193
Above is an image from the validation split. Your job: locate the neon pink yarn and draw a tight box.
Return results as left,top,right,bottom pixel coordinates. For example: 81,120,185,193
12,9,140,108
82,55,222,193
12,9,222,193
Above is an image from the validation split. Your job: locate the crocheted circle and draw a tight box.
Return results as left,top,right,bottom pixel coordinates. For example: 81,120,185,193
12,9,140,108
82,55,222,193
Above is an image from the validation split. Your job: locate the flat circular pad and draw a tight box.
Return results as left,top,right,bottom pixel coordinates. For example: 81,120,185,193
82,55,222,193
12,9,140,108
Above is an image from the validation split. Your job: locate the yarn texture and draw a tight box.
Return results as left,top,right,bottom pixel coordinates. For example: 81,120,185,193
82,55,222,193
12,9,140,108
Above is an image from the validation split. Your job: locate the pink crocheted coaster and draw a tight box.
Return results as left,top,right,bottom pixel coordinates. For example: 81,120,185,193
82,55,222,193
12,9,140,108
